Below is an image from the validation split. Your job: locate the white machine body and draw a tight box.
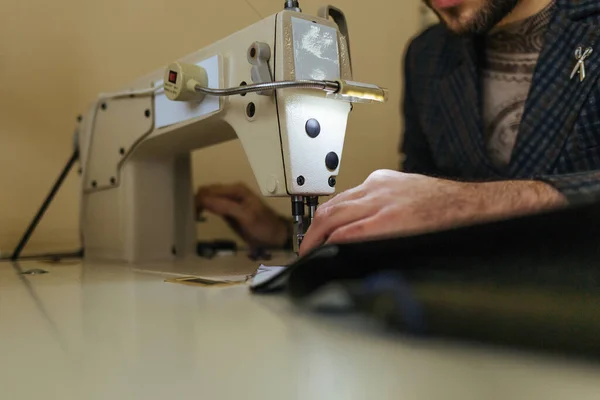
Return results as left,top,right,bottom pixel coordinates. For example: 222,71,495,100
77,7,379,263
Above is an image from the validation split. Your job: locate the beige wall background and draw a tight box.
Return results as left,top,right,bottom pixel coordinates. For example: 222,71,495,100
0,0,428,255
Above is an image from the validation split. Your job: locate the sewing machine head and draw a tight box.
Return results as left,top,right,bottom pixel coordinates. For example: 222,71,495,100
76,1,387,262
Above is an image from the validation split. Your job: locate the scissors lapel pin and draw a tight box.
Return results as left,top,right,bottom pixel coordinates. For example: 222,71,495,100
571,46,594,82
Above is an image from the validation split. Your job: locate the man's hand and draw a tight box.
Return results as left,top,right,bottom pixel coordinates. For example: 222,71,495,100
196,183,289,249
299,169,567,256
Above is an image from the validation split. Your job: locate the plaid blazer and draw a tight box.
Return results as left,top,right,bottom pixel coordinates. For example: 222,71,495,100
400,0,600,202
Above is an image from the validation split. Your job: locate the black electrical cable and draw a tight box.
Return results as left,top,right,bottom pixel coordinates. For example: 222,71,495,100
0,250,83,262
9,149,82,261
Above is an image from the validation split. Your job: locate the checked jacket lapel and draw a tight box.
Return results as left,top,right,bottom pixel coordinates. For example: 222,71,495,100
509,0,600,178
436,36,501,179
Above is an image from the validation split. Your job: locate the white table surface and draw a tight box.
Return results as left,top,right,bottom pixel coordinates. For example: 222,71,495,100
2,255,600,400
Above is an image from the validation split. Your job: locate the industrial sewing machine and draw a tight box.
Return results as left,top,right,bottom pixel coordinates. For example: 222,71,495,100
74,1,387,263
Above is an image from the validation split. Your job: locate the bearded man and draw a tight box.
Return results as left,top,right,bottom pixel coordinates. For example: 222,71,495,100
196,0,600,255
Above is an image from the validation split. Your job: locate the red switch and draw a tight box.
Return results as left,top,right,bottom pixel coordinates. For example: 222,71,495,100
168,71,178,84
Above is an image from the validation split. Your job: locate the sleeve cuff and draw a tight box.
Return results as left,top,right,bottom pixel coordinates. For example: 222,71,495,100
536,171,600,203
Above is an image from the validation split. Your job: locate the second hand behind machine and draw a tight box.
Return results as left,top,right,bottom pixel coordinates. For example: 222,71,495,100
76,1,388,263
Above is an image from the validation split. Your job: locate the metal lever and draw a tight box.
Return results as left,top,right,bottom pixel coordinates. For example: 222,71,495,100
247,42,274,96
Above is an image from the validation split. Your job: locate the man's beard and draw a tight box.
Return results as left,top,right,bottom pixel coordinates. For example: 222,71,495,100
427,0,519,35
